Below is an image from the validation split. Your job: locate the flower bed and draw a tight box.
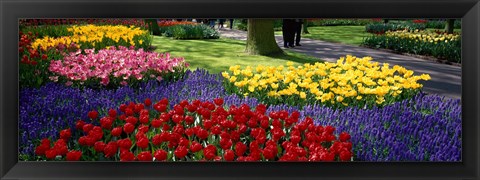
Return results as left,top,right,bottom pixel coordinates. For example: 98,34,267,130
222,55,431,108
385,30,460,43
34,98,353,161
298,94,461,161
31,24,152,51
18,19,461,163
20,69,228,160
20,19,148,29
362,30,461,63
158,20,198,27
48,46,188,88
19,31,80,88
20,23,154,88
20,69,461,161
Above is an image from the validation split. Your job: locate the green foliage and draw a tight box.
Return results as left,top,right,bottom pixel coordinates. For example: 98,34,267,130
362,34,461,63
309,19,375,26
75,33,153,51
145,19,161,35
236,19,248,31
273,19,283,31
19,48,67,88
425,20,461,29
163,24,219,39
454,20,462,29
20,25,72,38
425,20,447,29
365,22,426,34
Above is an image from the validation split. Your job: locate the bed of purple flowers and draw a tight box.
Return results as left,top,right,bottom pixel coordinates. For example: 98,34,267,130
20,69,461,161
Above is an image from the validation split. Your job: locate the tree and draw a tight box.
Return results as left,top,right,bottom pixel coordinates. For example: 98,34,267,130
302,19,310,34
245,19,283,56
445,19,455,34
144,19,161,36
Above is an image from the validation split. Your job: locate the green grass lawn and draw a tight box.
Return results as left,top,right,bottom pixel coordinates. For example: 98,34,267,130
151,36,322,74
275,26,368,46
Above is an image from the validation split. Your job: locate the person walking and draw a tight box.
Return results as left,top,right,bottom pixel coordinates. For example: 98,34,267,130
208,19,216,29
229,19,234,29
218,19,226,29
294,19,304,46
282,19,296,48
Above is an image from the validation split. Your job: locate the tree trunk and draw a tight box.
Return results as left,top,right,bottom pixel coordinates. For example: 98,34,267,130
245,19,283,56
445,19,455,34
145,19,161,35
302,19,310,34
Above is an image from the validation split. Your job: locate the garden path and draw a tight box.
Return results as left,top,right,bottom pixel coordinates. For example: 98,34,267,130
218,28,462,99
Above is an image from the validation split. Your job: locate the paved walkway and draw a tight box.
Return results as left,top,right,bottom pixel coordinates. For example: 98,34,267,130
218,28,462,99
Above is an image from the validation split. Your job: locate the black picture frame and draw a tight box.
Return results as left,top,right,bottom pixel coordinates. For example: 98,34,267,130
1,0,479,179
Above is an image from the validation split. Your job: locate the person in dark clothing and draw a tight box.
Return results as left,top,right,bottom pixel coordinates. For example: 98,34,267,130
282,19,296,48
229,19,234,29
294,19,304,46
218,19,226,29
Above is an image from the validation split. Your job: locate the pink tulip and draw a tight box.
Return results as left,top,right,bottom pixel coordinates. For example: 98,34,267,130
48,46,188,86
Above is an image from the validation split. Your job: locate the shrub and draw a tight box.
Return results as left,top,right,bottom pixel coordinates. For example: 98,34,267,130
362,30,461,63
425,20,446,29
309,19,376,26
424,19,461,29
454,20,461,29
236,19,248,31
222,56,431,109
273,19,283,31
365,22,426,34
163,24,219,39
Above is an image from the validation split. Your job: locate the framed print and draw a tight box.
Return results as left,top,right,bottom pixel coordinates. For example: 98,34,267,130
1,0,479,179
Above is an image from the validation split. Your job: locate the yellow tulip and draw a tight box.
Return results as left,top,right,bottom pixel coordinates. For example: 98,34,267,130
300,92,307,99
222,72,230,79
336,96,344,102
229,76,237,83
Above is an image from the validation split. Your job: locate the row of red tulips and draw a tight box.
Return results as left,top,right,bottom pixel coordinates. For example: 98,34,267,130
35,98,353,161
